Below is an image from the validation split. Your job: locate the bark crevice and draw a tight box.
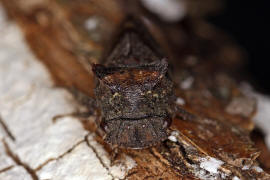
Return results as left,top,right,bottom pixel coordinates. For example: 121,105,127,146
2,140,39,180
34,139,85,171
0,116,15,141
85,134,115,179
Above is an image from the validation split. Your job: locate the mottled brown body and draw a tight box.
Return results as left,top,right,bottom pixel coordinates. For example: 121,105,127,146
92,19,174,149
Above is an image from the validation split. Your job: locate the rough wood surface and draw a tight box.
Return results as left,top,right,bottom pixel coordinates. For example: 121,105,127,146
1,0,270,179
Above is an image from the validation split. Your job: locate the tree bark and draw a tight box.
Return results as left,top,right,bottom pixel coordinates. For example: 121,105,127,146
1,0,270,179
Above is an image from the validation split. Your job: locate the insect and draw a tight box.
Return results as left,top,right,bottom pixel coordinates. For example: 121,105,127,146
92,18,174,149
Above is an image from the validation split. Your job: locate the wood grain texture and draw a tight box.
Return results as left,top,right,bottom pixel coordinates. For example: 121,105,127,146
1,0,270,179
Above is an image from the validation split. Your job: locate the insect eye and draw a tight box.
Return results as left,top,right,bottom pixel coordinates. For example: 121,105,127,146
112,92,120,98
163,117,172,128
162,121,168,128
100,118,110,133
104,125,110,133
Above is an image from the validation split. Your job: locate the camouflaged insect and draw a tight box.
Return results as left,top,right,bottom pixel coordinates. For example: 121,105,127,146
92,19,174,149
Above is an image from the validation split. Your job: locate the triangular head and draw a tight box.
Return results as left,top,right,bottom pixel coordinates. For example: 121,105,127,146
102,16,165,67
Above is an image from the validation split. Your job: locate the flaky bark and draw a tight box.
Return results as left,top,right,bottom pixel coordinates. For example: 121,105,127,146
1,0,270,179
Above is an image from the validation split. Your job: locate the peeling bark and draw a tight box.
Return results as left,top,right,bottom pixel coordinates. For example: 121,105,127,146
1,0,270,179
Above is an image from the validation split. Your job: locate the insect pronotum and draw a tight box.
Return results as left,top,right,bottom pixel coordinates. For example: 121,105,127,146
92,18,174,149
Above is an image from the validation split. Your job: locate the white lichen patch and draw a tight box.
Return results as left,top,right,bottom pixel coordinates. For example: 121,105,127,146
176,97,185,106
124,155,137,171
168,135,177,142
84,17,99,31
253,94,270,149
252,166,263,173
242,165,251,170
192,156,226,180
199,157,224,174
240,82,270,149
168,130,179,142
225,96,255,117
180,76,194,90
232,176,240,180
140,0,187,22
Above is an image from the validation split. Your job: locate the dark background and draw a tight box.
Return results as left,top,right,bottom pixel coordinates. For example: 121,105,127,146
208,0,269,93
